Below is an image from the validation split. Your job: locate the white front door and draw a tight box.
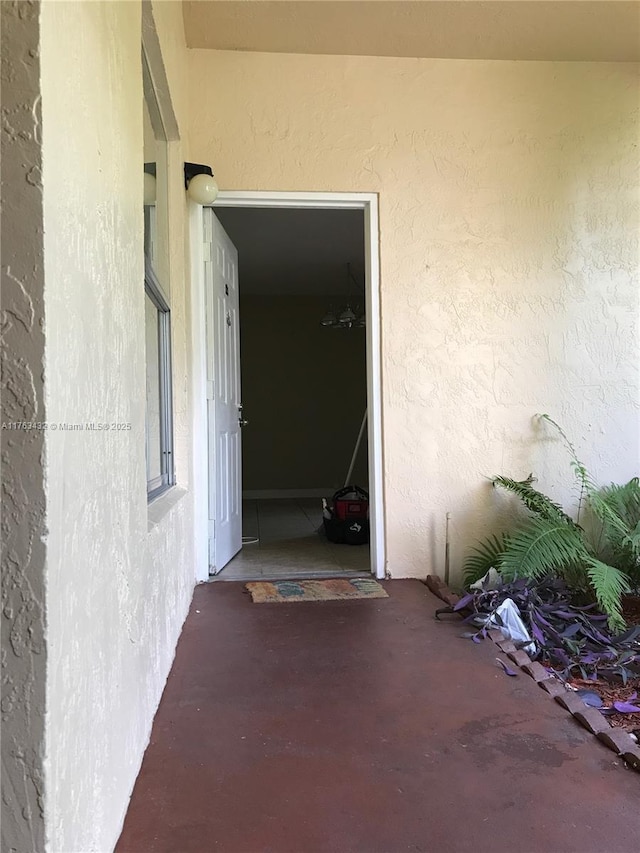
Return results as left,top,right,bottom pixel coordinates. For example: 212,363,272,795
204,209,242,574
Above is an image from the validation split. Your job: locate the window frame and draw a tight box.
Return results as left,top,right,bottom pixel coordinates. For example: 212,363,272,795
145,258,174,500
142,5,180,504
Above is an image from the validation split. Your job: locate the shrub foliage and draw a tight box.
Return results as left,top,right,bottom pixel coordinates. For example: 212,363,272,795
464,416,639,630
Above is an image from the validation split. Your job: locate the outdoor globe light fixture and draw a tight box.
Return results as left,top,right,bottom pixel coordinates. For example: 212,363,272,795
184,162,219,205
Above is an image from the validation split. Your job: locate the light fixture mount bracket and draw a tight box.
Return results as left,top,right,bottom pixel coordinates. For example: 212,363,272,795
184,162,214,189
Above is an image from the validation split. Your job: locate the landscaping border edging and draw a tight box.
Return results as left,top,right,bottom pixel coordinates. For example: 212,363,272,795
425,575,640,773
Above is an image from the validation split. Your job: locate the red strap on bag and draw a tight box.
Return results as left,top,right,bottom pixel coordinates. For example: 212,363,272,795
332,486,369,521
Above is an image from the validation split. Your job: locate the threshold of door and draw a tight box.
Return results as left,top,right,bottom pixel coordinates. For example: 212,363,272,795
209,569,371,583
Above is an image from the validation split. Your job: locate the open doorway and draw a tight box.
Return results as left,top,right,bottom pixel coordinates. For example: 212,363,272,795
216,205,368,580
195,192,384,582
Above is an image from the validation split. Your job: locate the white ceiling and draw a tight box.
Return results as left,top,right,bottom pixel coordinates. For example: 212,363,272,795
213,207,365,295
184,1,640,62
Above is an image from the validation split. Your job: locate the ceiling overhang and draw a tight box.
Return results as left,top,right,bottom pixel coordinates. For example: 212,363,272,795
183,1,640,62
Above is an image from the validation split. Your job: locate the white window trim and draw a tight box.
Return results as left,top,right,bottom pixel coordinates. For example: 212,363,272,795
145,259,174,501
142,0,180,508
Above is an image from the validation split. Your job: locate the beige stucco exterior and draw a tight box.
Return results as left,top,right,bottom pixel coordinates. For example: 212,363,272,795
188,49,640,579
1,2,638,851
40,2,194,850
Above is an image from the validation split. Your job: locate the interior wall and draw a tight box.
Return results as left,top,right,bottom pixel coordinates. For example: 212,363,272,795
240,294,367,493
41,2,194,852
189,50,640,580
1,2,46,850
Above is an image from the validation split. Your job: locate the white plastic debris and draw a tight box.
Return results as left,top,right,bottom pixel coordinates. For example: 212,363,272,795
470,568,503,592
485,597,535,655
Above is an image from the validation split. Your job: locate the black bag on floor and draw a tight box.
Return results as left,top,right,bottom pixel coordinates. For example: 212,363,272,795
323,486,369,545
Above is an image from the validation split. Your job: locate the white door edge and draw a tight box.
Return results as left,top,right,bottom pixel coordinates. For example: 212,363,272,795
191,191,386,582
189,202,210,583
206,211,242,573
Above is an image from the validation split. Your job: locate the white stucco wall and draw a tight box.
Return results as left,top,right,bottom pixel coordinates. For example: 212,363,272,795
189,50,640,580
41,2,194,851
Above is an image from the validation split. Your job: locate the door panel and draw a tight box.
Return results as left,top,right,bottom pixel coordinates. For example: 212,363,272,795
204,208,242,573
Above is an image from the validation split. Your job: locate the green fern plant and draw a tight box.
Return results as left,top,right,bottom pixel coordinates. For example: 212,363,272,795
463,533,511,586
590,479,640,583
463,417,637,630
497,518,586,581
584,557,633,624
491,475,575,525
537,413,593,523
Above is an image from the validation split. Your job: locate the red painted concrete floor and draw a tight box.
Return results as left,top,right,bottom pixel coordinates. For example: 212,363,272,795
117,580,640,853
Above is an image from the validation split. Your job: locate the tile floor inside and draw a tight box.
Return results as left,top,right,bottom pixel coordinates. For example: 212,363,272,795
214,498,371,581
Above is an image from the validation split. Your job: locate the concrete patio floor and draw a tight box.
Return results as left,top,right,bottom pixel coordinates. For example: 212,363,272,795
116,580,640,853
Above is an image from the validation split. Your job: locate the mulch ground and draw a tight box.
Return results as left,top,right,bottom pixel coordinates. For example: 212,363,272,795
622,594,640,625
565,595,640,737
565,676,640,735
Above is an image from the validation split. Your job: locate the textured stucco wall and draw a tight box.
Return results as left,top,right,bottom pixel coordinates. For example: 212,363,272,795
41,2,194,851
1,3,46,850
189,50,640,579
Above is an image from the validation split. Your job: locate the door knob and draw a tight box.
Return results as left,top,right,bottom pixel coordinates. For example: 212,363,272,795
239,417,249,428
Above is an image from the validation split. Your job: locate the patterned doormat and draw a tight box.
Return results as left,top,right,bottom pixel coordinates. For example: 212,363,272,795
245,577,388,604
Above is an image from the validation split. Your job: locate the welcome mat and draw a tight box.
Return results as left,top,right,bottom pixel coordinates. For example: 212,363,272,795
245,578,388,604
